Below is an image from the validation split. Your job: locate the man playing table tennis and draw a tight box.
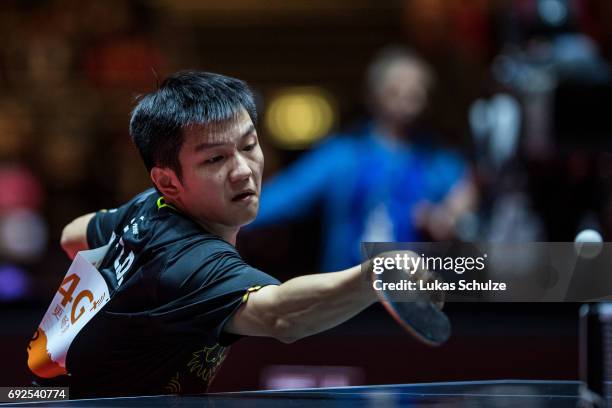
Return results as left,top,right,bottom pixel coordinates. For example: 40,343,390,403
33,71,400,398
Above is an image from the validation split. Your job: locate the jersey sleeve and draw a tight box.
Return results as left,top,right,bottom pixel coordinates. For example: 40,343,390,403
86,209,124,248
153,238,280,346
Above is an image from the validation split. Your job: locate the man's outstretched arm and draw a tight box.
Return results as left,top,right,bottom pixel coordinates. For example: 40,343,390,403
224,264,376,343
60,213,95,260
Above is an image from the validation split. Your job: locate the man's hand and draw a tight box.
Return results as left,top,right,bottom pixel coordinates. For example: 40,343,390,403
372,250,451,345
375,250,445,309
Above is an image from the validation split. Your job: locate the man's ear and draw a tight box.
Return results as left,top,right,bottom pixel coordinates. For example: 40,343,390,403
150,167,182,199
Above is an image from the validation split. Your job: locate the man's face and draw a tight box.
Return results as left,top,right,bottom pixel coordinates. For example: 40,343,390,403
176,109,263,230
374,59,430,126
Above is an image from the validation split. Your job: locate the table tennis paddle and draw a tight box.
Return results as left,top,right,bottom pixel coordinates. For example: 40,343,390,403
372,264,451,346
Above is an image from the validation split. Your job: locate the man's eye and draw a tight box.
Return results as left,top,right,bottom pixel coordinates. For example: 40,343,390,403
205,156,224,164
243,143,256,151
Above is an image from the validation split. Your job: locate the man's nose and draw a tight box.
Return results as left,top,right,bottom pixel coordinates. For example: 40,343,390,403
229,153,253,182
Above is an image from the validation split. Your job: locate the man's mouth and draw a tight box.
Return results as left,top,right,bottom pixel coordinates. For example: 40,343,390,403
232,190,256,202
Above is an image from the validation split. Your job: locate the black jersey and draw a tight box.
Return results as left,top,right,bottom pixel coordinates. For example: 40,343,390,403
46,189,279,397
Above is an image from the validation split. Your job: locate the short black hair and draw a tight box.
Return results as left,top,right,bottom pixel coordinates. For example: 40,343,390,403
129,71,257,180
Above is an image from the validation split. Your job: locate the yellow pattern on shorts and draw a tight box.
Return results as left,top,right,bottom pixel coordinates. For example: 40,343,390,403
187,343,228,383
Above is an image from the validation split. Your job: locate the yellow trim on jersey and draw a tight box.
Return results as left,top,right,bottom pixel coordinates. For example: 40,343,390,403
157,196,177,211
241,285,263,303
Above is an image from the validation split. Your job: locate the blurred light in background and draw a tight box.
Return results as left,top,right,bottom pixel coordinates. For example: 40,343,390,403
261,365,364,390
265,87,337,149
0,209,47,262
538,0,568,27
0,166,43,212
0,264,30,301
0,165,47,268
469,94,521,170
491,55,519,87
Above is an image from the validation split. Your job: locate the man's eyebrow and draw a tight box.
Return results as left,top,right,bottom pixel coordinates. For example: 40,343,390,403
194,125,256,152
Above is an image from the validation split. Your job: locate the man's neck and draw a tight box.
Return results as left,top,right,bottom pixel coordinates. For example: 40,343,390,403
163,196,239,246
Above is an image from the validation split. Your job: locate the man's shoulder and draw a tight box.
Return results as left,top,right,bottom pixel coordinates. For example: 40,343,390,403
123,188,160,211
102,188,159,222
163,232,237,259
99,188,212,252
113,189,242,258
155,233,248,301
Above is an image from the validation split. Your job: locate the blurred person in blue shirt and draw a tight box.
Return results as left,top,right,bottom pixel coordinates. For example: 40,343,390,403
253,46,477,271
